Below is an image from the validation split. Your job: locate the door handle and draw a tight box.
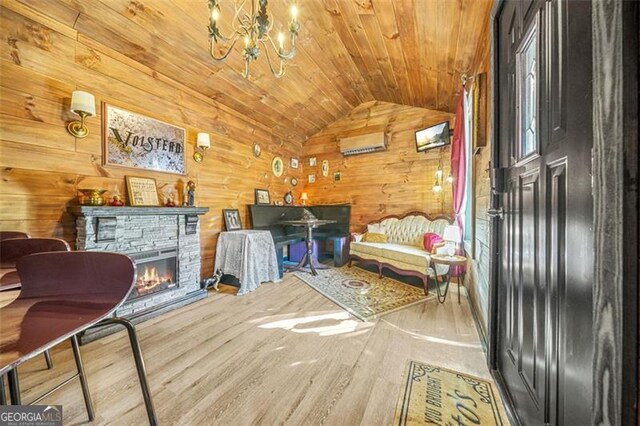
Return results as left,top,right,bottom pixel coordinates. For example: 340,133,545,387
487,207,504,220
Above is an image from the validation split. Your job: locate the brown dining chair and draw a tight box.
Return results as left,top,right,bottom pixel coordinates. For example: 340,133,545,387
0,251,157,425
1,238,71,289
0,238,71,383
0,231,30,241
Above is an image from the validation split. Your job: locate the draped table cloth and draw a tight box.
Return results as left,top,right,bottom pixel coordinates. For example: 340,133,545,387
214,230,281,295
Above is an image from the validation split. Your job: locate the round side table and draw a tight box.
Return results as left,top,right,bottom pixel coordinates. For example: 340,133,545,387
429,254,467,304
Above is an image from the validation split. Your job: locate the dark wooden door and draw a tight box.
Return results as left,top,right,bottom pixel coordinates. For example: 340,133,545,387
494,1,593,424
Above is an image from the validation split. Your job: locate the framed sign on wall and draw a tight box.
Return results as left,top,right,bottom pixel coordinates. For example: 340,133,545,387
126,176,160,206
102,103,187,175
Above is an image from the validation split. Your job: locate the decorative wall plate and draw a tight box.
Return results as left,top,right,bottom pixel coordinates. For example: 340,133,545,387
272,156,284,177
291,177,298,187
193,151,204,163
322,160,329,177
284,191,293,205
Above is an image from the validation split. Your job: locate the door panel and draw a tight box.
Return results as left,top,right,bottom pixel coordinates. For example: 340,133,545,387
495,1,593,425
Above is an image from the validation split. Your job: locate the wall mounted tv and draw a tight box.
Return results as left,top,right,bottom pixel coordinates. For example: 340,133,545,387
415,121,451,153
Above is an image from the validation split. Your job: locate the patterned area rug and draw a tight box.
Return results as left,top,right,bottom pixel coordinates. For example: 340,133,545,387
294,267,429,321
395,361,510,425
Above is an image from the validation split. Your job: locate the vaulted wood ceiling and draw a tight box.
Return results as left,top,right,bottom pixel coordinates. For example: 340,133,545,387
20,0,492,144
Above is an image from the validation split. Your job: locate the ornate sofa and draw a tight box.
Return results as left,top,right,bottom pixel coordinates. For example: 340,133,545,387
348,212,452,294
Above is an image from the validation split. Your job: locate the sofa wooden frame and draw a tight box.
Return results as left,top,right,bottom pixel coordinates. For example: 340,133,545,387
348,211,453,294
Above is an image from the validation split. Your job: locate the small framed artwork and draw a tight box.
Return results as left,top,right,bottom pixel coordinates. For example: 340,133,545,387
255,188,271,205
125,176,160,206
309,157,317,166
291,177,298,187
272,156,284,177
223,209,242,231
334,172,341,182
290,158,299,169
253,143,261,158
308,174,316,183
322,160,329,177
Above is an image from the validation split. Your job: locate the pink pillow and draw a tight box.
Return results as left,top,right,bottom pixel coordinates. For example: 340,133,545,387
423,233,444,252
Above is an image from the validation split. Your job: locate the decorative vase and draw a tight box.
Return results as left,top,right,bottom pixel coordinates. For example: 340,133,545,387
78,189,107,206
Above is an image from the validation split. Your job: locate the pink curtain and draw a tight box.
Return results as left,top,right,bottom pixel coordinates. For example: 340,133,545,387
450,87,467,275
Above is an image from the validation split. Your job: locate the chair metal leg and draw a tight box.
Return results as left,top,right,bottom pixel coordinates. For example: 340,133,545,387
7,369,21,405
70,335,94,421
100,318,157,426
44,350,54,370
0,374,6,405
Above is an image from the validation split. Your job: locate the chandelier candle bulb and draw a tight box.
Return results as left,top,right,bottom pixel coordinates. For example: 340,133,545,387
291,4,298,21
278,32,285,50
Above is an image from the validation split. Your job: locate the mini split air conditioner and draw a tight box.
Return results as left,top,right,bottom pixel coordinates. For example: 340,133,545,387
339,131,388,156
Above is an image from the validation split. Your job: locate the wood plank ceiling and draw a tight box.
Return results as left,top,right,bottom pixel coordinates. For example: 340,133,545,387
19,0,492,144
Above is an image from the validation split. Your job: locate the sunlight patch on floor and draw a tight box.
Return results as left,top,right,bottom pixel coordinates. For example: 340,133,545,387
257,311,373,337
382,318,483,349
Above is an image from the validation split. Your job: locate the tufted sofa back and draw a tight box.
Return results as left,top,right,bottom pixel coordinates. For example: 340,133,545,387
379,215,451,247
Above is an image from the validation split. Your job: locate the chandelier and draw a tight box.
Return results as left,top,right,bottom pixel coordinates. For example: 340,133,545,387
207,0,300,79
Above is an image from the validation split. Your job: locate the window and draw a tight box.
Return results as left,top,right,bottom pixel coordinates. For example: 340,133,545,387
517,22,538,160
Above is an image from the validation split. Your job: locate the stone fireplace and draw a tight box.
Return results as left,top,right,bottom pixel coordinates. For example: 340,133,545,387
69,206,209,342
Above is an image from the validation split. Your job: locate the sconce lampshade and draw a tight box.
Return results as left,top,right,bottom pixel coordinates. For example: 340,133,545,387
300,192,309,201
70,91,96,116
442,225,461,243
196,132,211,149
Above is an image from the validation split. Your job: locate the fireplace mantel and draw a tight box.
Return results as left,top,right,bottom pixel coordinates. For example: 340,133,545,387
69,206,209,217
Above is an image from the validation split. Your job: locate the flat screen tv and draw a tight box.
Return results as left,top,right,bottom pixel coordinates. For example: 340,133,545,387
415,121,451,152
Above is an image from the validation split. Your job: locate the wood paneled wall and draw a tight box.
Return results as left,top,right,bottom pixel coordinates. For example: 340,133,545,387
302,101,455,231
465,19,493,338
0,1,303,277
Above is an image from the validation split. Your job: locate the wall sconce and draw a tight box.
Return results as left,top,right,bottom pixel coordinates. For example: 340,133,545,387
300,192,309,206
66,90,96,138
193,132,211,162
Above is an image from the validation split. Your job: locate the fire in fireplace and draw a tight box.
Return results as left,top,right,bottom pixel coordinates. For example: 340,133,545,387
128,248,178,300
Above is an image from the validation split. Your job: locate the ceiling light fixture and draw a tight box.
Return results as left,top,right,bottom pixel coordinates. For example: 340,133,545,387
207,0,300,79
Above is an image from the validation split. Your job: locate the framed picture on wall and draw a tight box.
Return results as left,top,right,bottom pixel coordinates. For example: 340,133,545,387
290,158,299,169
255,188,271,205
102,103,187,174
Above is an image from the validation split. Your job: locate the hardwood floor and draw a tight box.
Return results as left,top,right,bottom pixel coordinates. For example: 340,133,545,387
8,272,491,425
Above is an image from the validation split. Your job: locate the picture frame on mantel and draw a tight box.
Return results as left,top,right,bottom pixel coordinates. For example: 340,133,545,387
126,176,160,206
102,103,187,175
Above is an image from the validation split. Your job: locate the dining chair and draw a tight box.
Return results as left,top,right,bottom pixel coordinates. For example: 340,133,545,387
0,231,30,241
1,238,71,292
0,251,157,425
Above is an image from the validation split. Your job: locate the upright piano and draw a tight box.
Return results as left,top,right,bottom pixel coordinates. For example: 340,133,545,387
249,204,351,275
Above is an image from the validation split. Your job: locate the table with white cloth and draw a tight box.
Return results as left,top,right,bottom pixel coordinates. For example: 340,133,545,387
214,230,281,295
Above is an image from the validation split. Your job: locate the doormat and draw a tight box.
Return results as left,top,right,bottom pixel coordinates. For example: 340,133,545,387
395,361,509,425
294,267,429,322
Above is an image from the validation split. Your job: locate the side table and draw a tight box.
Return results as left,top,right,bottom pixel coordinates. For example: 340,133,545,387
429,254,467,304
214,230,281,295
